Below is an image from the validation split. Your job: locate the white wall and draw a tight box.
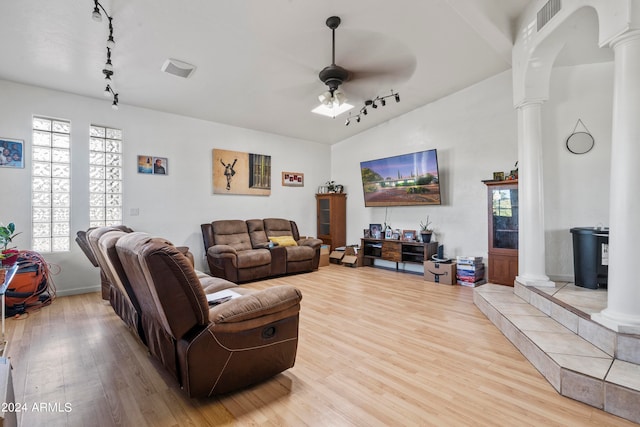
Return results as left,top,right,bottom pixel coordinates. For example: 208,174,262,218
331,63,614,279
542,62,613,280
0,80,330,295
331,70,519,272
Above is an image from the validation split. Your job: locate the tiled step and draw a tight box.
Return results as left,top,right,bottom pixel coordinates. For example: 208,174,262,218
474,283,640,424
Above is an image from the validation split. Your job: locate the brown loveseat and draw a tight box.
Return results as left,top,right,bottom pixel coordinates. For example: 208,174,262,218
201,218,323,283
115,232,303,397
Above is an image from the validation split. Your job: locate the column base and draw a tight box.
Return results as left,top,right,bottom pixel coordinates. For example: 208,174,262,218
592,309,640,335
515,275,555,288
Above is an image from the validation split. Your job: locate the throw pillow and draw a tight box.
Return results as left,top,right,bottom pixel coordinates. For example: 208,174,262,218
269,236,298,247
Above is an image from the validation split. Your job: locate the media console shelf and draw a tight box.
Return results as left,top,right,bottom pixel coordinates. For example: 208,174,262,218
358,238,438,271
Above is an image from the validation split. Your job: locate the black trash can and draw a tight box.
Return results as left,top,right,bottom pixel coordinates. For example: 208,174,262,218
570,227,609,289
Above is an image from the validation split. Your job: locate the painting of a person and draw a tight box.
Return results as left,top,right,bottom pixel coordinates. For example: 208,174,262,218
154,158,166,174
221,158,237,190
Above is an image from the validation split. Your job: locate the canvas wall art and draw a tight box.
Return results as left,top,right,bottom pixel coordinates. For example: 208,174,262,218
213,149,271,195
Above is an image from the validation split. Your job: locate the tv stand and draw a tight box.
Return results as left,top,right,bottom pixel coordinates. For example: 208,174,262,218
358,238,438,271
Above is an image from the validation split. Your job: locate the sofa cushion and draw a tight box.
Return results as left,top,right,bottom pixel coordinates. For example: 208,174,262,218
246,219,269,248
284,245,314,262
211,220,252,251
236,249,271,268
263,218,294,237
269,235,298,247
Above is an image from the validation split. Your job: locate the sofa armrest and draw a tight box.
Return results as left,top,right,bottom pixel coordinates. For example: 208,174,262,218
208,285,302,324
207,245,237,256
297,237,323,249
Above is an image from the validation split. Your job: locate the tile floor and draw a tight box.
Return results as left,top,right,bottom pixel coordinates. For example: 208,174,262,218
473,282,640,424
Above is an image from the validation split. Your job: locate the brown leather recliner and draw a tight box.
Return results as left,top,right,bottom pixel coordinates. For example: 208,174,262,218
201,218,322,283
116,232,302,397
85,225,134,300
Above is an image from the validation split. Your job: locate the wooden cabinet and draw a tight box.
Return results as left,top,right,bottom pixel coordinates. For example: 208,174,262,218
316,193,346,249
359,238,438,270
485,180,518,286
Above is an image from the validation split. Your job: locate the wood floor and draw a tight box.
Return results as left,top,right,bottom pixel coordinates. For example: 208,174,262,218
4,264,636,426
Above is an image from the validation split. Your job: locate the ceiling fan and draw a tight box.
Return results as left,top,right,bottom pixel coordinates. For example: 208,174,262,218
318,16,350,97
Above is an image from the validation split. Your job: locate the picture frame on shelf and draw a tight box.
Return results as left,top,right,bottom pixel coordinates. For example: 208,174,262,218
493,171,505,181
363,229,371,238
402,229,416,241
385,228,393,239
369,224,382,239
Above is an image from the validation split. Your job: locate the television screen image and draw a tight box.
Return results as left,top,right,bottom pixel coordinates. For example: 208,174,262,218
360,149,441,207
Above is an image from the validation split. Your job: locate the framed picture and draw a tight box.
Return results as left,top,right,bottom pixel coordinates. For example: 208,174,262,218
493,171,505,181
369,224,382,239
0,138,24,169
138,155,168,175
402,229,416,241
282,171,304,187
363,229,371,238
385,228,393,239
213,149,271,196
391,232,400,240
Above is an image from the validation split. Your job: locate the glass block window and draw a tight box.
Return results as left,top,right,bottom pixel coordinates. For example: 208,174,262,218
32,117,71,252
89,125,122,227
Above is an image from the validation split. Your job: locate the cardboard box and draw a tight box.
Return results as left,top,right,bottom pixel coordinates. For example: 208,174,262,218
342,255,358,267
424,261,457,285
319,245,330,267
329,250,344,264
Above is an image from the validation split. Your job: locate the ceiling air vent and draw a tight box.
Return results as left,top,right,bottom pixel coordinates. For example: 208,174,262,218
537,0,561,31
161,58,196,78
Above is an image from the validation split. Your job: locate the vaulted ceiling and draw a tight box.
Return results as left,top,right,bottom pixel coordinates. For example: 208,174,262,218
0,0,537,144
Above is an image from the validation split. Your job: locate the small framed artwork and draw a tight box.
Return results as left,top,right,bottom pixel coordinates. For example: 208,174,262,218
138,155,168,175
282,171,304,187
385,228,393,239
369,224,382,239
493,171,505,181
391,232,400,240
0,138,24,169
363,229,371,238
402,230,416,241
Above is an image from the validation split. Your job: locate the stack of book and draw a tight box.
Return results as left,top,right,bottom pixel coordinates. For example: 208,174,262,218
456,256,486,287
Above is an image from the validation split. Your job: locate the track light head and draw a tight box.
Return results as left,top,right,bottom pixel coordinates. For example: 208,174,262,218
363,108,367,115
112,93,119,110
381,98,386,106
345,118,350,126
356,116,361,123
106,34,115,49
92,5,102,22
395,93,400,102
103,85,111,97
372,100,377,109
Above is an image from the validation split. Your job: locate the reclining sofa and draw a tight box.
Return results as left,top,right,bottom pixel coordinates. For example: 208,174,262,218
201,218,323,283
80,227,303,397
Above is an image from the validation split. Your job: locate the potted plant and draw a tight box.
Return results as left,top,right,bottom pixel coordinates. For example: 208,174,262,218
0,222,21,266
419,216,433,243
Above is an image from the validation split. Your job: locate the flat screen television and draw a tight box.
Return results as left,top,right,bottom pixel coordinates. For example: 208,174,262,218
360,149,441,207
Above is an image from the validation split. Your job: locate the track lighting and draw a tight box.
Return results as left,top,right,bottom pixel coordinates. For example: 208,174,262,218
104,84,119,110
104,48,113,72
92,0,119,110
344,90,401,126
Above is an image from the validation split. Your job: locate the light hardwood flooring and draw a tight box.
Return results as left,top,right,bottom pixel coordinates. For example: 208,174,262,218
4,264,636,426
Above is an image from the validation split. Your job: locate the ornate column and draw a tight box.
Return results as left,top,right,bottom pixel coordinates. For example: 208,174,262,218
515,101,554,287
593,31,640,333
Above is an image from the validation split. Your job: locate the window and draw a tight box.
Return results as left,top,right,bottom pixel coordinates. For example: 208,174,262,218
32,117,71,252
89,125,122,227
